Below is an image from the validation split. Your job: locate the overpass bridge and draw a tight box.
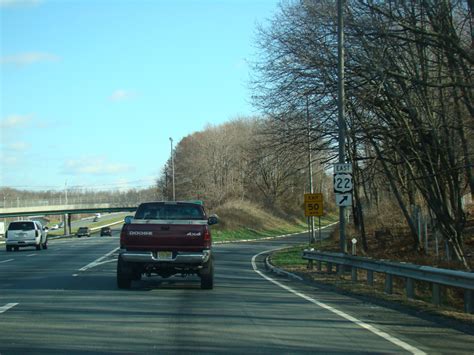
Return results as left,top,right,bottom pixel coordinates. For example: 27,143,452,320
0,203,139,235
0,203,138,219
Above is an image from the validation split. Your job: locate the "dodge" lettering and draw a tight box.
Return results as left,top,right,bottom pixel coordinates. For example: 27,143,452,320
129,231,153,236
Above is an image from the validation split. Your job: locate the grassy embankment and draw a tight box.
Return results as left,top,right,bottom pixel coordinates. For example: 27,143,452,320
211,200,338,242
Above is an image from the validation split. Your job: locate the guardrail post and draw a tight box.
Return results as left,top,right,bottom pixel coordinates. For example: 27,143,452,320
406,278,415,299
385,274,393,294
338,264,344,276
432,283,441,306
327,262,333,273
464,290,473,314
367,270,374,286
317,261,322,271
351,267,358,282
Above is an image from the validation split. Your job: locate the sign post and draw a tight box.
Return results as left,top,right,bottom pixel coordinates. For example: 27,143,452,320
334,163,353,252
304,193,323,245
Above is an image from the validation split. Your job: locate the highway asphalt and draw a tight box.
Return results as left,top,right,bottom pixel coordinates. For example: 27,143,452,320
0,226,473,354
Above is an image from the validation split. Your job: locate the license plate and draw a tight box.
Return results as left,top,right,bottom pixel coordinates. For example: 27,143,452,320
158,251,173,260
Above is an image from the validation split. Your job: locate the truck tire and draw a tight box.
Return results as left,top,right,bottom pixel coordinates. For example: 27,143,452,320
200,259,214,290
42,240,48,250
36,243,41,251
117,255,132,289
6,245,12,252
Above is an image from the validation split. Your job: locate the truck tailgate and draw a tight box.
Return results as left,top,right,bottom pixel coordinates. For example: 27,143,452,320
123,222,207,251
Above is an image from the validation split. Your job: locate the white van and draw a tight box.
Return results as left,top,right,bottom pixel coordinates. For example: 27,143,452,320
5,220,48,252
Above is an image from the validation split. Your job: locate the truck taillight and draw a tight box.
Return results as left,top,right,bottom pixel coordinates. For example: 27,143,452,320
5,231,7,239
203,227,211,248
120,228,127,249
36,230,40,238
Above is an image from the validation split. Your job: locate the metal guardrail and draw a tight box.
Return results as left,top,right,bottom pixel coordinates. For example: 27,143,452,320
302,250,474,314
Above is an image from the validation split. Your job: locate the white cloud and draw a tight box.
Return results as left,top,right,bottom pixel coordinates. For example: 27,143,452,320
62,156,133,176
1,52,59,66
0,0,41,7
0,114,33,129
0,155,18,166
108,89,136,102
6,141,30,152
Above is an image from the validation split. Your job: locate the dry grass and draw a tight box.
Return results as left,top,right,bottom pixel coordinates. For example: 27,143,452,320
328,201,474,271
212,200,305,232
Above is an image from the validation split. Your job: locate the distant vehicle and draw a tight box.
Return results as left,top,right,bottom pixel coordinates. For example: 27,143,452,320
118,201,218,290
50,224,59,230
76,227,91,238
5,220,48,251
100,226,112,236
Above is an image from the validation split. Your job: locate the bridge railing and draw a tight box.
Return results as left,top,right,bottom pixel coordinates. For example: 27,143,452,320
0,197,142,209
302,249,474,314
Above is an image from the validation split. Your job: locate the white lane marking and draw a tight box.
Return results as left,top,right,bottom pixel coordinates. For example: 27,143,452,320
78,247,119,272
72,274,78,277
27,254,36,257
251,250,426,355
0,259,14,264
0,303,19,314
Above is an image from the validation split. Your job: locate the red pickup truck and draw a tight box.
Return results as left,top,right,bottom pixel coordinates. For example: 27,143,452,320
118,201,218,289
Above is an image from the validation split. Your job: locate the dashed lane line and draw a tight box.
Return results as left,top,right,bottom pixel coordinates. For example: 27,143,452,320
0,259,14,264
78,247,119,272
0,303,18,314
251,249,426,355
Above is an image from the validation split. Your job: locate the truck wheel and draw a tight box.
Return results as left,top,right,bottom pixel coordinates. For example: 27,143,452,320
117,255,132,289
14,246,19,251
36,244,41,251
6,245,12,252
200,259,214,290
42,240,48,250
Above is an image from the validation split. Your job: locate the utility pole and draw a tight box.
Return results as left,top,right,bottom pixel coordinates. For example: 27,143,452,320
307,97,315,243
337,0,347,253
169,137,176,201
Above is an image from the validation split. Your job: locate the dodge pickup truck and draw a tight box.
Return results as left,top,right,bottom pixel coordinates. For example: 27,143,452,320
117,201,218,290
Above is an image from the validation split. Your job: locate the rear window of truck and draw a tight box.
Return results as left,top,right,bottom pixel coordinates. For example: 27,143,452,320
135,203,205,220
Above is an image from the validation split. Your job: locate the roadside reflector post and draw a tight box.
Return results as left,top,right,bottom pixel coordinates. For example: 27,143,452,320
351,237,357,256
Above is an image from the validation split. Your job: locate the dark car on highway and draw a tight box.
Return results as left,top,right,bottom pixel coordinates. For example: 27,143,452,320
76,227,91,238
100,226,112,236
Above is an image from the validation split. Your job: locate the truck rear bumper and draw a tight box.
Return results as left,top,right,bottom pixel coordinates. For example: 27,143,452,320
120,249,211,265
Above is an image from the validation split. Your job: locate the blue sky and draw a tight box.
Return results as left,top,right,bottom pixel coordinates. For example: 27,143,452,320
0,0,278,192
